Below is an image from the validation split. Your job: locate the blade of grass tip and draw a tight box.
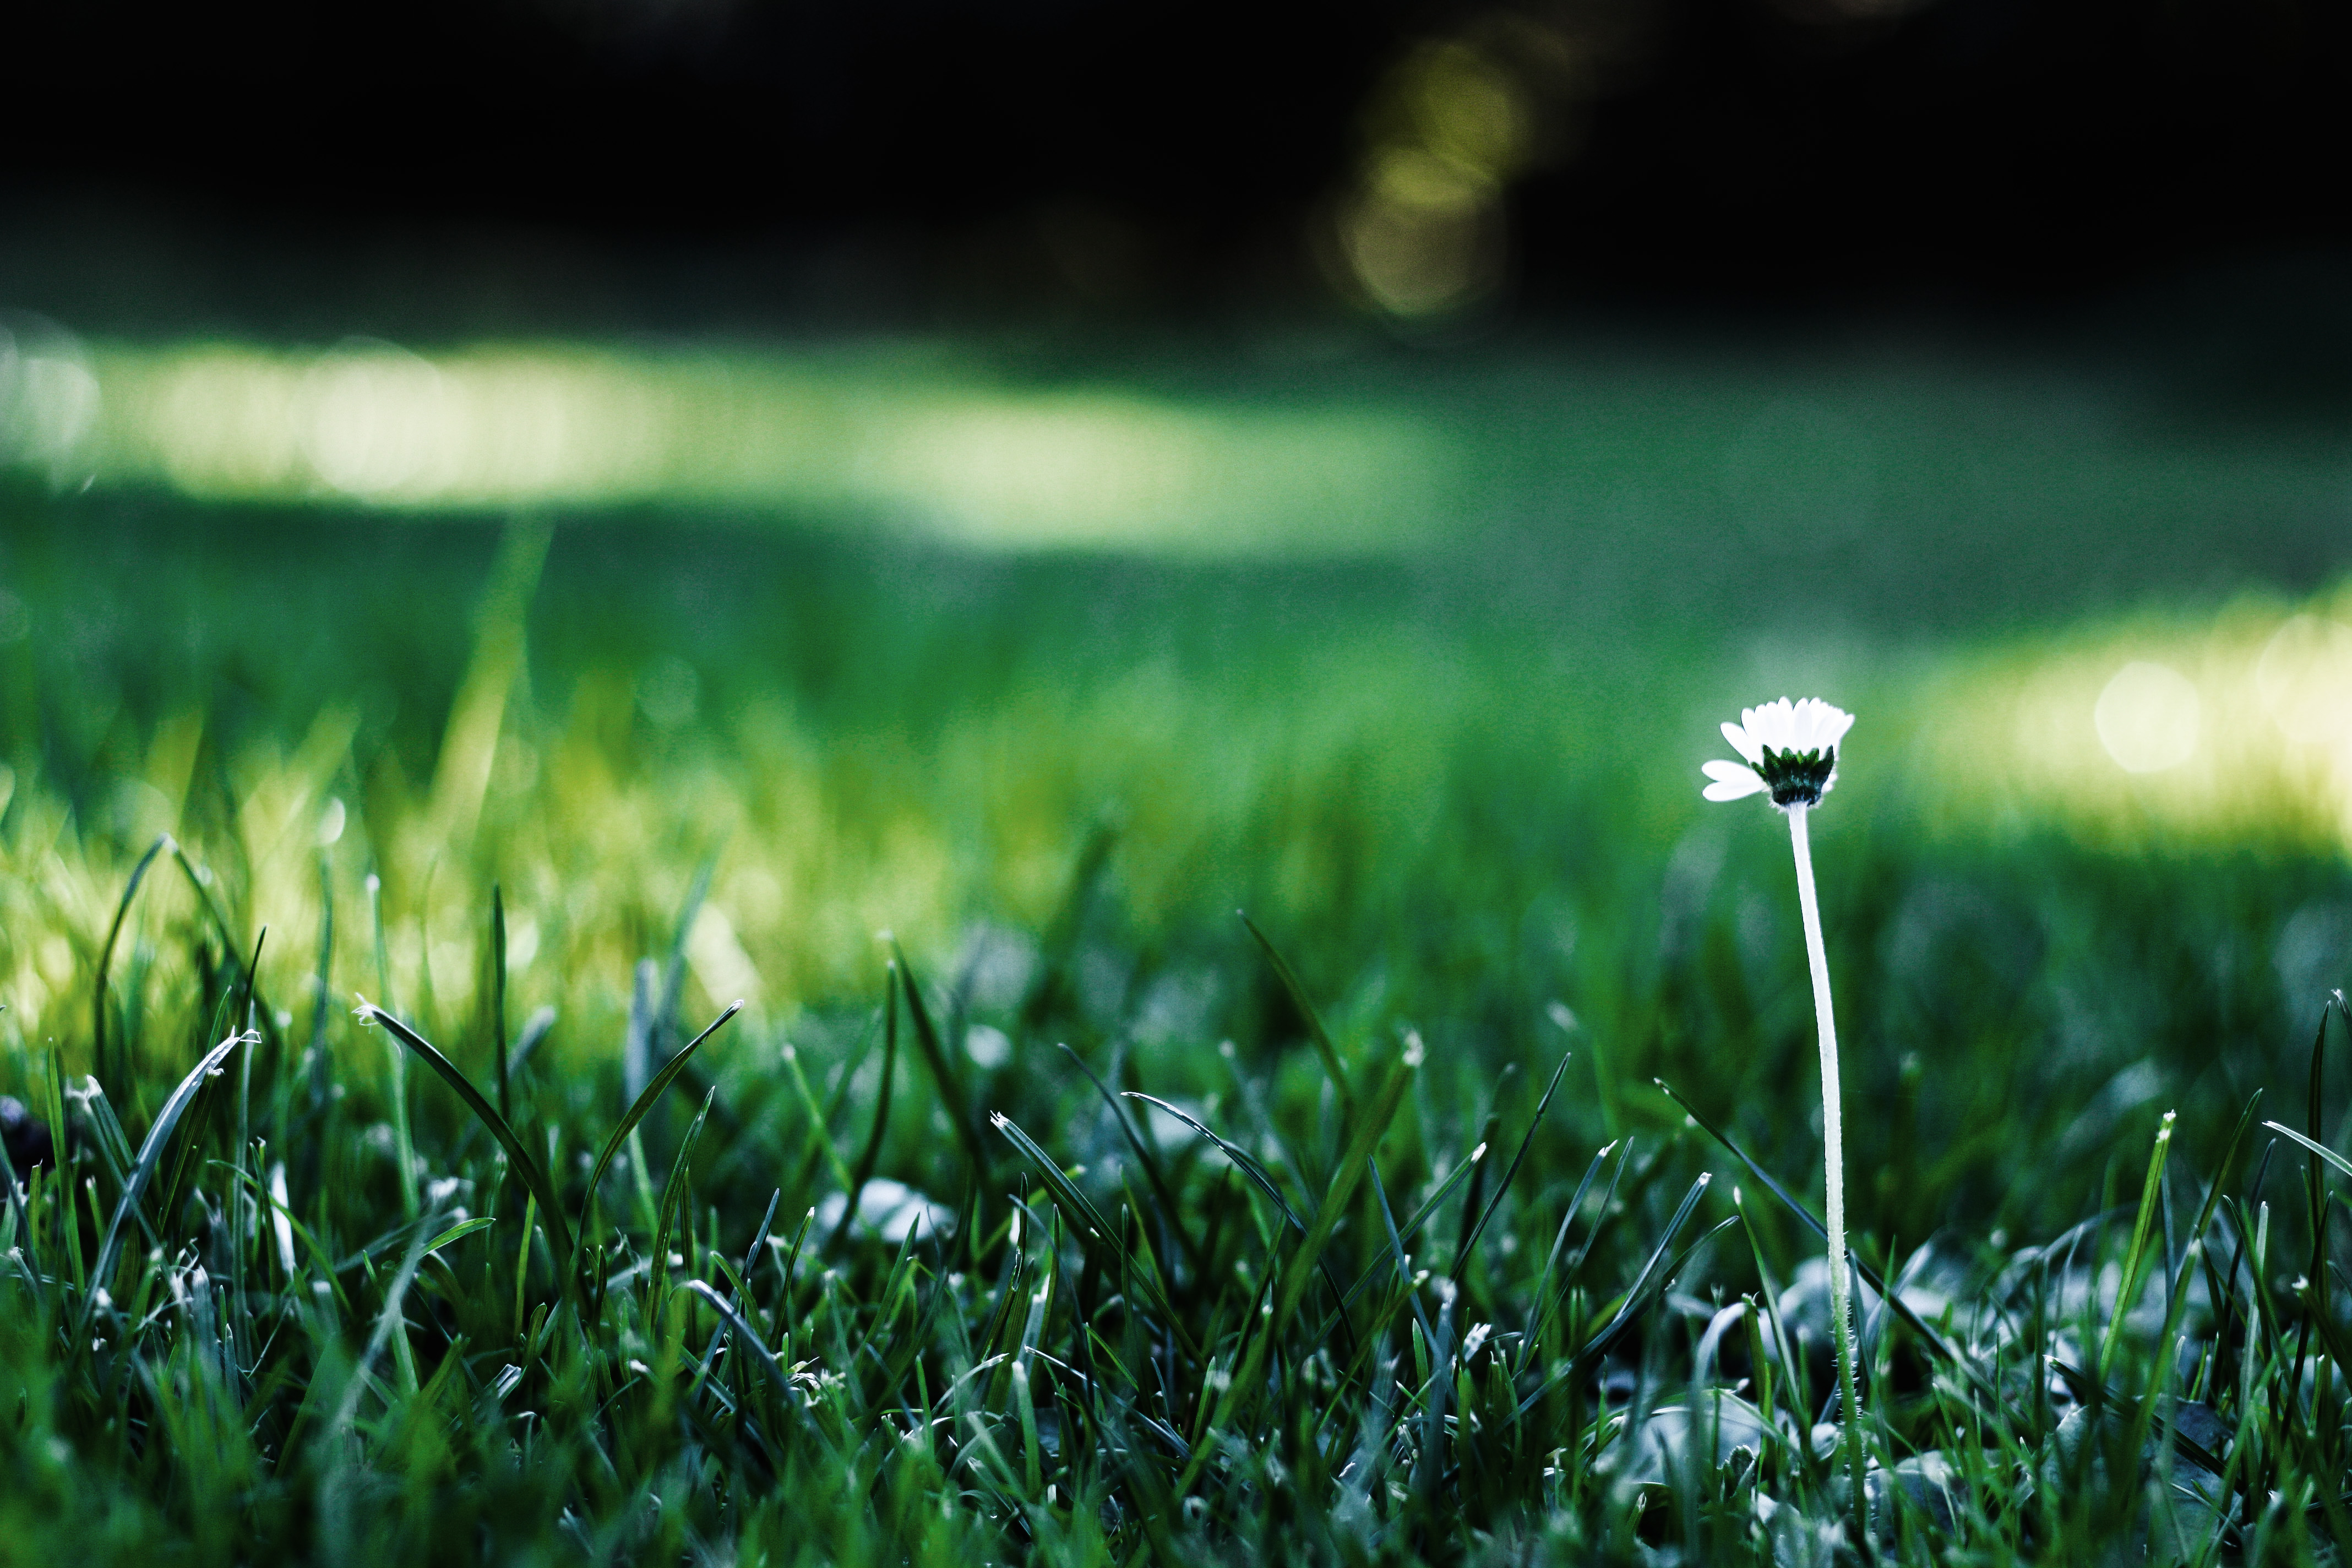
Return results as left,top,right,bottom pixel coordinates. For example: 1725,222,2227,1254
2121,1092,2264,1476
2261,1123,2352,1185
1521,1139,1616,1370
1657,1076,1979,1384
354,1000,576,1276
1121,1088,1360,1347
1369,1161,1437,1347
1124,1092,1310,1235
2100,1110,2178,1383
1451,1106,1501,1294
1176,1043,1414,1496
681,1277,807,1414
575,1000,743,1261
991,1114,1121,1254
1561,1136,1635,1288
92,834,171,1094
743,1188,781,1287
492,884,509,1124
77,1031,242,1348
829,964,899,1252
1456,1052,1574,1285
1317,1128,1490,1333
423,1215,497,1257
160,928,268,1240
1512,1173,1719,1418
1240,911,1353,1120
891,939,990,1175
778,1038,861,1199
1058,1044,1205,1278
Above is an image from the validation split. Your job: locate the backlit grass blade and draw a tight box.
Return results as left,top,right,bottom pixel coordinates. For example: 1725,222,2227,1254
354,1001,576,1272
578,999,744,1243
1058,1044,1204,1277
1453,1051,1571,1278
2098,1109,2176,1382
423,1215,498,1256
1124,1091,1309,1234
77,1031,243,1346
2261,1121,2352,1184
1521,1139,1618,1368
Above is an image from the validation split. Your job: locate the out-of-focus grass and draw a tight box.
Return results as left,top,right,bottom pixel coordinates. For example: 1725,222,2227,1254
2,485,2348,1237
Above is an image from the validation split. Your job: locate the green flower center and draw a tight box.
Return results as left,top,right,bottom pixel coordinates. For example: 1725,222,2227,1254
1757,744,1836,808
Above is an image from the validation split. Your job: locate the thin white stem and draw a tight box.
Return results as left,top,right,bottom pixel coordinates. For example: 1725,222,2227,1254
1789,805,1867,1524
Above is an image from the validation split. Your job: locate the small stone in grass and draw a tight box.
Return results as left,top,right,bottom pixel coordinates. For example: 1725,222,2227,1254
1,1096,55,1180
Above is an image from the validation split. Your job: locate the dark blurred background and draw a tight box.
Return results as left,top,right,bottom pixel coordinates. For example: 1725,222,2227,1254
6,0,2346,330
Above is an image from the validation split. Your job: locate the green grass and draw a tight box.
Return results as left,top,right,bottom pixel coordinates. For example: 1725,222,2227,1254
2,484,2350,1564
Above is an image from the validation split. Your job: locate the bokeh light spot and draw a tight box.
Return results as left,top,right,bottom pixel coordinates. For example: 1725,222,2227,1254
2255,614,2352,744
2094,660,2201,773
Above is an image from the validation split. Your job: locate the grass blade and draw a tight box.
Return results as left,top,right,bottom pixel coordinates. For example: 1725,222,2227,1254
1657,1075,1981,1383
1239,911,1353,1120
578,1000,745,1246
890,938,990,1175
830,967,899,1251
77,1031,242,1344
91,835,171,1094
492,884,509,1123
2262,1121,2352,1185
1454,1050,1572,1280
354,1000,577,1278
1176,1043,1414,1494
2099,1109,2177,1381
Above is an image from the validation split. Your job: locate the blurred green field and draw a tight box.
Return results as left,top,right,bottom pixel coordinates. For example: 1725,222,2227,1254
4,330,2351,1560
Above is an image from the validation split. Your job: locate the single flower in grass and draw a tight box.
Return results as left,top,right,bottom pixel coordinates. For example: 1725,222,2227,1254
1702,694,1868,1525
1701,696,1852,807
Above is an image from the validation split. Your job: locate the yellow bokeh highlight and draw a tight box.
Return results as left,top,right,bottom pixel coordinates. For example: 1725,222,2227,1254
1919,584,2352,852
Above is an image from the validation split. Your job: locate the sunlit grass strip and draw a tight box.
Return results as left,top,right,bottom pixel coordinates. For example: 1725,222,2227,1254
1917,580,2352,853
71,341,1456,554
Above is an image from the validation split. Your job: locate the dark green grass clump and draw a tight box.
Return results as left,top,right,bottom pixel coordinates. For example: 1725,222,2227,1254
4,848,2350,1566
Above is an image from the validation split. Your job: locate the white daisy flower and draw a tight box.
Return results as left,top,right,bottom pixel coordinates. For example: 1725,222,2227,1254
1701,697,1854,808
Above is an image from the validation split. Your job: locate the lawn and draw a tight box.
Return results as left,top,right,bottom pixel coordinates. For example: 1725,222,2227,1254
2,326,2349,1562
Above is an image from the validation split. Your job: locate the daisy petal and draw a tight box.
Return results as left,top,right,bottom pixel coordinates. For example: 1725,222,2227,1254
1700,761,1767,801
1721,721,1762,765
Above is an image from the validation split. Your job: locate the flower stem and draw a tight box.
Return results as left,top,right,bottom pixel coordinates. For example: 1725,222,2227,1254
1788,805,1868,1530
